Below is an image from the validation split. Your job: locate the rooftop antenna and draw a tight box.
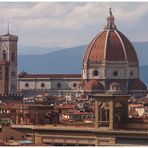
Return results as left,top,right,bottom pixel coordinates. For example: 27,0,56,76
109,3,112,17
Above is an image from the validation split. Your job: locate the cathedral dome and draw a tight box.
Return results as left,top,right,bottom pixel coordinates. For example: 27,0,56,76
82,7,147,98
83,7,138,65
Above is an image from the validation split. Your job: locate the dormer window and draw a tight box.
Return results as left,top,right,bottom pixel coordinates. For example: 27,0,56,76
110,82,121,91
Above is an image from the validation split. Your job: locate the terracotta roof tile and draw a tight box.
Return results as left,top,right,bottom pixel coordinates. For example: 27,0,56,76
117,31,138,63
106,31,125,61
0,126,26,140
19,74,81,79
129,79,147,91
83,29,138,64
83,31,107,63
65,111,94,115
83,80,105,91
55,104,75,109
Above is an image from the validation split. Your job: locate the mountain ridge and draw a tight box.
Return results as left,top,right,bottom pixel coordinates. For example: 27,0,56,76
18,42,148,84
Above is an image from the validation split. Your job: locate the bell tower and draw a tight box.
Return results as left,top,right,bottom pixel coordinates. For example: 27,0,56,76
94,94,129,130
0,26,18,94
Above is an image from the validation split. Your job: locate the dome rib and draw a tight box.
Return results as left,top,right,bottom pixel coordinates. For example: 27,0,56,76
117,31,139,64
115,30,128,61
104,30,110,62
83,29,139,63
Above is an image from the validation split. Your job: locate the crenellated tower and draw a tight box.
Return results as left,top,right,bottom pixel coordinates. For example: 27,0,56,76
0,26,18,94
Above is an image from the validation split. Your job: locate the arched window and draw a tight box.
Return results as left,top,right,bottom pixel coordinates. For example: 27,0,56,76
115,102,125,122
73,83,77,88
11,53,15,62
25,83,29,88
57,83,61,89
0,67,3,79
98,102,110,127
41,83,45,88
2,50,7,61
5,67,9,80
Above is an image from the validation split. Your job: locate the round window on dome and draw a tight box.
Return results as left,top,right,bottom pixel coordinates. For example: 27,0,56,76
93,70,99,77
113,71,118,77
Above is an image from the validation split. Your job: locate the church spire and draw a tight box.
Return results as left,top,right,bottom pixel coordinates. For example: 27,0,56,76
104,6,116,30
7,20,10,35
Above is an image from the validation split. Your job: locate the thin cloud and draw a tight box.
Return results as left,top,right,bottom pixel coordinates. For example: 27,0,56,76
0,2,148,49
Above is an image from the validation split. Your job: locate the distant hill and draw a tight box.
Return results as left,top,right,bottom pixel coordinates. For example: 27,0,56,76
18,42,148,84
18,45,87,74
133,41,148,66
140,65,148,85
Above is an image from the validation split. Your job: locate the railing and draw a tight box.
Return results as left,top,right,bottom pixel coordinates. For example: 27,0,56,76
98,121,110,127
42,137,95,145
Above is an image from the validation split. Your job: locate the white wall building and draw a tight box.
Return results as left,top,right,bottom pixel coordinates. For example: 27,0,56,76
17,72,82,97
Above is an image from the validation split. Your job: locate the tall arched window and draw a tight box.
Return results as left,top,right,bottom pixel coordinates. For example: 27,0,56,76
115,102,125,122
41,83,45,88
5,67,9,80
98,102,110,127
11,53,15,62
57,83,61,89
0,67,3,79
2,50,7,61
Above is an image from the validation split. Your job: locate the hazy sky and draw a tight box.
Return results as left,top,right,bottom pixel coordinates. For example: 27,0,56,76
0,2,148,48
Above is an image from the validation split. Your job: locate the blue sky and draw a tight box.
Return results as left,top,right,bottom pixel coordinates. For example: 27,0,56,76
0,2,148,48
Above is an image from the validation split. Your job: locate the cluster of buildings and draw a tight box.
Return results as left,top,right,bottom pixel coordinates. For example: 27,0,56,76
0,7,148,146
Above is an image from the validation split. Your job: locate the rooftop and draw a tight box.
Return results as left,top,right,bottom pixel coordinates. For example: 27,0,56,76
19,73,81,79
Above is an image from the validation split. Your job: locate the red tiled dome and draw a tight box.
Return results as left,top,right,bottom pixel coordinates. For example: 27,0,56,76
83,8,138,64
82,8,147,98
83,30,138,64
83,80,105,91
